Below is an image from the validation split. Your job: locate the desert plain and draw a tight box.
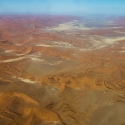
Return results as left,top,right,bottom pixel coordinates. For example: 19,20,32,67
0,15,125,125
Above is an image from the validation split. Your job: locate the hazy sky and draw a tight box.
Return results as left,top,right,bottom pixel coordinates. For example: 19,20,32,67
0,0,125,15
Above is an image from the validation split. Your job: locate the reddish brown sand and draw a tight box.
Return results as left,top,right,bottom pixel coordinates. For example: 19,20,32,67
0,15,125,125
